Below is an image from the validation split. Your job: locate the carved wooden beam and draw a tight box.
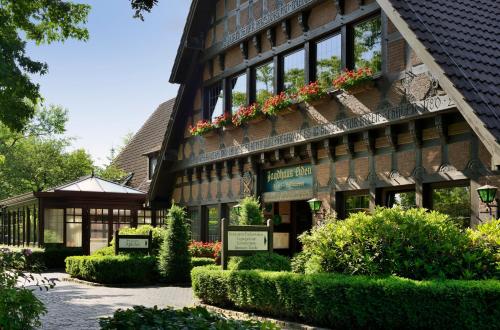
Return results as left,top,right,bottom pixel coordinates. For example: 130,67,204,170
266,28,276,48
298,10,310,32
287,145,298,162
334,0,345,15
343,135,354,158
224,160,233,179
218,53,225,71
281,20,291,40
385,126,397,151
252,35,262,54
435,115,448,144
274,149,283,163
409,120,422,147
323,139,336,161
363,131,375,155
306,143,318,165
240,41,249,60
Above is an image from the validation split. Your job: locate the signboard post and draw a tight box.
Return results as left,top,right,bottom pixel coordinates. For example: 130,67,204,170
221,218,273,270
114,230,152,255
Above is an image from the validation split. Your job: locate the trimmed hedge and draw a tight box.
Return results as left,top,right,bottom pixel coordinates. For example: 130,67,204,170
66,255,157,284
0,246,83,270
191,257,215,268
191,266,500,329
228,252,291,271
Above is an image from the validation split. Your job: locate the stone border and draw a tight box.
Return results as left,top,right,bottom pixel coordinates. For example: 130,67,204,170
198,303,330,330
62,277,163,288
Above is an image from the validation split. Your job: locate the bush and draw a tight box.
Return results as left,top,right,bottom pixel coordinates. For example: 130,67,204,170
99,305,279,330
65,255,157,284
92,246,114,256
0,245,83,270
191,267,500,329
228,252,291,272
237,196,264,225
188,241,221,258
296,207,499,280
158,204,191,284
42,246,84,269
191,257,215,268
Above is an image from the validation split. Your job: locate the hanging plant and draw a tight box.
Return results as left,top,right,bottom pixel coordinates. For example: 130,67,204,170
232,103,263,127
262,91,295,116
333,67,374,92
212,113,231,129
296,81,327,103
189,120,215,136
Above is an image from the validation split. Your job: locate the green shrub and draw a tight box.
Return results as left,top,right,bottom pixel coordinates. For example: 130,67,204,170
99,305,279,330
191,257,215,268
158,204,191,284
191,267,500,329
237,196,264,225
42,246,84,268
0,245,83,269
228,252,291,271
92,246,114,256
65,255,157,284
290,252,308,273
296,207,498,280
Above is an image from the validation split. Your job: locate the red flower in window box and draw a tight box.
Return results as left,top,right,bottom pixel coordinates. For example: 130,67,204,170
333,67,374,93
262,91,295,117
232,103,264,127
212,113,231,129
189,120,215,136
296,81,327,103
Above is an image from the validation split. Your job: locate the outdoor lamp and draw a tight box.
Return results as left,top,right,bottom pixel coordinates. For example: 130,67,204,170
477,184,497,217
308,198,322,213
233,203,242,216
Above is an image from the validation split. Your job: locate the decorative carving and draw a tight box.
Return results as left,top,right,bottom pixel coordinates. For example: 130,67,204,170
224,160,233,179
343,135,354,158
435,115,448,144
409,120,422,147
411,166,426,180
385,126,397,151
252,35,262,53
274,149,283,163
306,143,317,164
242,171,254,196
281,20,291,40
438,163,456,173
347,175,357,186
323,139,335,160
466,159,483,173
298,10,310,32
401,70,416,102
363,131,375,155
239,41,249,60
389,170,401,179
334,0,345,15
266,28,276,47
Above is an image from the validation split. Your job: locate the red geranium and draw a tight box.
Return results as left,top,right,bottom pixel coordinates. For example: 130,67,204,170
333,67,373,90
232,103,262,126
262,91,294,116
189,120,215,136
297,81,326,103
212,113,231,128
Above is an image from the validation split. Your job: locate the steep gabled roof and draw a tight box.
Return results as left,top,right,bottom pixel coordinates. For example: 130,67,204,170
378,0,500,167
114,98,175,191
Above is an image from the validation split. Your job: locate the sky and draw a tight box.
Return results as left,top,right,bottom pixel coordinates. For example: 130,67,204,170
26,0,191,165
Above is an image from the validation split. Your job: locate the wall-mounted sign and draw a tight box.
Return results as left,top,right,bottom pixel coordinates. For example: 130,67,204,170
264,165,313,192
273,232,290,249
115,230,152,255
228,231,268,251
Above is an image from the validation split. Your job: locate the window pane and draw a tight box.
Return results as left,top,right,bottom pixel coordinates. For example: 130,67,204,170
149,156,158,180
44,209,64,243
387,191,416,209
316,34,342,87
66,223,82,247
231,73,247,113
188,208,201,241
207,206,219,242
345,195,370,216
207,81,224,121
90,223,108,253
432,186,471,228
283,49,305,92
256,62,274,105
354,16,382,72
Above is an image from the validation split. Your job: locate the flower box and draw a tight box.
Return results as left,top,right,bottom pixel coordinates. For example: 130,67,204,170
232,103,264,127
333,67,374,95
223,123,238,131
203,128,219,137
344,80,375,95
277,103,298,117
262,92,295,117
246,115,266,125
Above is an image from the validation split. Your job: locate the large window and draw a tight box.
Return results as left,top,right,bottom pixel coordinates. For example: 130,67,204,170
207,206,220,242
354,16,382,72
386,191,416,209
44,209,64,244
156,209,167,227
345,194,370,217
65,208,82,247
316,34,342,87
231,73,247,114
206,81,224,121
112,209,131,234
432,185,471,228
90,208,109,254
283,49,305,92
187,207,201,241
137,209,152,227
256,61,274,105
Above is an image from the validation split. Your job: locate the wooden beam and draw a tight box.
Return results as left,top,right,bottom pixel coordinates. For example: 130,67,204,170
306,143,318,165
343,135,354,158
409,120,422,147
281,19,291,40
363,131,375,155
334,0,345,15
266,27,276,48
323,139,336,161
252,35,262,54
435,114,448,144
240,41,249,60
385,125,397,151
298,10,310,32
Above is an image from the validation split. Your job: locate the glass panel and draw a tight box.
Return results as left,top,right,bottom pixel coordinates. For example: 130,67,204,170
231,72,247,114
256,62,274,105
156,209,167,226
354,16,382,72
432,186,471,228
207,206,219,242
316,34,342,87
44,209,64,243
283,49,305,92
207,81,224,121
345,195,370,217
387,191,416,209
149,156,158,179
90,223,108,253
187,208,201,241
66,223,82,247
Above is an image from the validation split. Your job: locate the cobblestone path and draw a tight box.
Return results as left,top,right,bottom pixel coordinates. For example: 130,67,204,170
32,272,196,330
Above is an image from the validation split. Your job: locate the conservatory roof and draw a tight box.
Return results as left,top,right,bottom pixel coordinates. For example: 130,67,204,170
48,175,145,194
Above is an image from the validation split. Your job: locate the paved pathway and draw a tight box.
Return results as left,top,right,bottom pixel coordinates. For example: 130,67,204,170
31,272,196,330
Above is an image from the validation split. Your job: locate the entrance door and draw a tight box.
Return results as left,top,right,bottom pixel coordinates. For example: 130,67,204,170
89,208,109,254
292,200,312,253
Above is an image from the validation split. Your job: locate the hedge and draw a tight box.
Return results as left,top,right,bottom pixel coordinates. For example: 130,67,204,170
191,257,215,268
191,267,500,329
66,255,157,284
0,246,83,270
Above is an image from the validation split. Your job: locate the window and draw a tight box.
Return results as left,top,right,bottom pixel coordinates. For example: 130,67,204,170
354,16,382,72
386,191,416,209
138,209,152,226
432,185,471,228
316,34,342,87
230,73,247,113
65,208,82,247
207,206,220,242
90,208,109,253
345,194,370,217
206,81,224,121
283,49,305,92
187,207,201,241
148,154,158,180
112,209,131,234
44,209,64,243
256,61,274,104
156,209,167,227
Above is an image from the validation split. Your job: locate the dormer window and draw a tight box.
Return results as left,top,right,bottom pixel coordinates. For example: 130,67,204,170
148,154,158,180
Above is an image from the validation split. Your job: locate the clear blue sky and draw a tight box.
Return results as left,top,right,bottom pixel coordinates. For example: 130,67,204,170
27,0,191,165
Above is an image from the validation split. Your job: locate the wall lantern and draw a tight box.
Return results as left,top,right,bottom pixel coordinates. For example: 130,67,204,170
477,184,497,216
233,204,242,216
307,198,322,213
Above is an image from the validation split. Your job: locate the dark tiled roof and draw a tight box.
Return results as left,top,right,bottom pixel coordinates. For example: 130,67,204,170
114,98,175,191
388,0,500,141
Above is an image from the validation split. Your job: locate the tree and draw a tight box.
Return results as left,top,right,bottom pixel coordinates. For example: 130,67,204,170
158,203,191,284
0,0,90,132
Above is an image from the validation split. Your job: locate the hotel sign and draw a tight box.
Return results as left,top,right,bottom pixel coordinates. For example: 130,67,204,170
227,231,269,251
177,95,456,169
263,165,313,202
115,230,152,255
